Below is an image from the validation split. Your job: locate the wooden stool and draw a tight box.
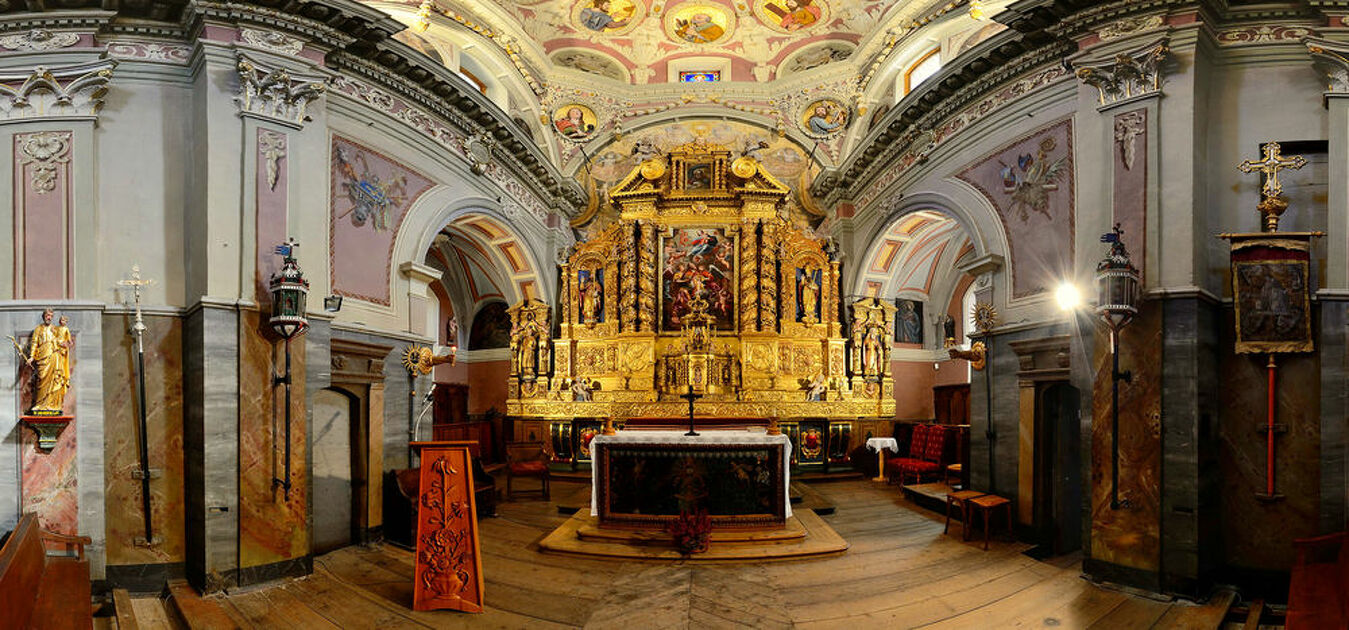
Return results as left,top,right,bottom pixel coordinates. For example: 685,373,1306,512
944,490,985,538
946,463,963,488
969,495,1013,550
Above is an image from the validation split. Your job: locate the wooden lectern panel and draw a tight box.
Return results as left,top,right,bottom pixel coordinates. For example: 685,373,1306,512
411,442,484,613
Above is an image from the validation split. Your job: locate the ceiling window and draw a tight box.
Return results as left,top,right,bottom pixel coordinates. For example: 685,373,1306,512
680,71,721,83
904,48,942,95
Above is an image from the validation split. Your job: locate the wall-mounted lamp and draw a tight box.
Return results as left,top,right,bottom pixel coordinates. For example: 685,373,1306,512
1095,224,1140,509
324,295,343,313
268,238,309,500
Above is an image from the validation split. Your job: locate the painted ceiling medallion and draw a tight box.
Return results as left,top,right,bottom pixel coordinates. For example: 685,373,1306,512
573,0,644,36
799,98,850,138
664,2,735,45
553,103,599,141
755,0,829,34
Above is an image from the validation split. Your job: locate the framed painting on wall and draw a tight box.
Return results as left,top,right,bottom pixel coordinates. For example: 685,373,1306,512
660,227,736,331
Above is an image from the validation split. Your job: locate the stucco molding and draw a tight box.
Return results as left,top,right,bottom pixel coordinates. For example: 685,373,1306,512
0,59,117,124
234,52,329,129
1305,36,1349,97
1072,37,1171,110
0,29,81,51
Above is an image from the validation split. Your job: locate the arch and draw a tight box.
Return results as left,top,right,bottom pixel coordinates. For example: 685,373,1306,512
467,300,512,350
851,189,1006,299
391,186,556,308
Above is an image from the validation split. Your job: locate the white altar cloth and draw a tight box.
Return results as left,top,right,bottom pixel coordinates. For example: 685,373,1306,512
589,430,793,518
866,436,899,453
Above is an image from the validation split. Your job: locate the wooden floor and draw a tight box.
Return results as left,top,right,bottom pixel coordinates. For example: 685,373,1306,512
179,480,1231,629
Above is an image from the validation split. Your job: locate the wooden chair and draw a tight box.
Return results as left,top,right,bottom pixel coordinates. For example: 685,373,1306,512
505,441,550,501
0,513,94,630
1287,531,1349,629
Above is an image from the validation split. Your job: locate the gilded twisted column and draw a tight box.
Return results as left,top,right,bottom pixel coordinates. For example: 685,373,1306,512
560,262,573,328
739,220,759,332
758,219,778,331
638,221,657,332
620,221,638,332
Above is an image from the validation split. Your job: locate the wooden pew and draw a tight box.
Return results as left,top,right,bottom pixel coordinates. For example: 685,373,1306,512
1286,531,1349,630
0,513,94,630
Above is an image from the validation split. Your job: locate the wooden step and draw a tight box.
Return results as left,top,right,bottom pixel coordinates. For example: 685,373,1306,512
112,589,138,630
164,580,239,630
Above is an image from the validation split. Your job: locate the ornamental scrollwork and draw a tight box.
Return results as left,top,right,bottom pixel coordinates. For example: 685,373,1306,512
0,29,80,52
17,132,71,194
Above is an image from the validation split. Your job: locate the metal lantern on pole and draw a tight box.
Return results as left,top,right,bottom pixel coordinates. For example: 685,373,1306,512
1095,224,1139,509
268,239,309,499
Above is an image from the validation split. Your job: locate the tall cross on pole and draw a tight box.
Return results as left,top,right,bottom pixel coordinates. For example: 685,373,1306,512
1238,142,1307,232
117,265,159,547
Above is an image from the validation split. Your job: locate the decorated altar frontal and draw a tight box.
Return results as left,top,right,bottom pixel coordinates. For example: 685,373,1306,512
589,430,792,529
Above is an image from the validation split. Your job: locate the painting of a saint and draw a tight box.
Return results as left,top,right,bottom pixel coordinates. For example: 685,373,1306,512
469,302,513,350
762,0,822,31
685,162,713,189
796,267,822,323
894,299,923,345
802,99,848,137
1233,258,1312,352
662,228,735,331
665,4,732,45
576,0,638,34
554,104,597,141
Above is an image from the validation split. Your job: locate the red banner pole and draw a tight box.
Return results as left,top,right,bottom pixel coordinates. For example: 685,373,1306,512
1266,354,1276,496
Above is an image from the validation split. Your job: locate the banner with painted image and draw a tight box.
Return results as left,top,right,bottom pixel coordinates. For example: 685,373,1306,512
1231,238,1313,354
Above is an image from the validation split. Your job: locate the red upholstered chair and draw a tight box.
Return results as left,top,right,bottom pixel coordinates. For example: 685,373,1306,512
1286,531,1349,629
886,424,929,484
505,441,550,501
887,425,948,485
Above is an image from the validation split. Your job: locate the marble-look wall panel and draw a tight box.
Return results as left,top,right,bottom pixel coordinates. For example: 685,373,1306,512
102,313,185,565
1090,301,1162,572
1217,308,1320,571
1320,299,1347,532
16,326,78,535
238,310,309,568
183,305,240,592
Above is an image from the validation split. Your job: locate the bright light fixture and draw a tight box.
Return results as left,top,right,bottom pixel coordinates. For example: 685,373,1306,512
1055,282,1083,311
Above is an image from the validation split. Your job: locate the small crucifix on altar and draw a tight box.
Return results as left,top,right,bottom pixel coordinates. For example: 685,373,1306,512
1222,141,1323,502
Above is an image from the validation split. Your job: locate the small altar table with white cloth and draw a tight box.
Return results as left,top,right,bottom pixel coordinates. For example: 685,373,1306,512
590,430,792,529
866,436,899,482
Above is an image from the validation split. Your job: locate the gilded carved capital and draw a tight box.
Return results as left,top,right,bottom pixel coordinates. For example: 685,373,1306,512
0,60,117,122
1305,37,1349,96
235,53,329,128
1073,38,1169,108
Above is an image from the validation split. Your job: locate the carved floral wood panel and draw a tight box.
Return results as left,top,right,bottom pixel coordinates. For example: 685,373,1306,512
412,444,483,613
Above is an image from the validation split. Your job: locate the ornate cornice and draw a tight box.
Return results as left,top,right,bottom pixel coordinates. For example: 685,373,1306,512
0,59,117,123
0,28,81,51
234,53,329,128
1305,36,1349,95
1072,37,1171,109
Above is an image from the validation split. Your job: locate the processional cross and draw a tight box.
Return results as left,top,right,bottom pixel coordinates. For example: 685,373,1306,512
1238,142,1307,232
118,265,160,546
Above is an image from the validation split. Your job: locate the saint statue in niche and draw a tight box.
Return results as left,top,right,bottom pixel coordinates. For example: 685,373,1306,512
578,268,604,325
798,267,821,324
15,309,72,415
515,311,542,380
863,324,883,378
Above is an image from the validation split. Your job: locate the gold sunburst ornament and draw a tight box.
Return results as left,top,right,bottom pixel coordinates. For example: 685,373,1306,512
972,302,999,335
402,344,456,376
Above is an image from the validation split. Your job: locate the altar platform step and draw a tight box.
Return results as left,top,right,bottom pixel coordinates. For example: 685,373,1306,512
576,517,805,545
900,481,958,515
538,509,848,562
552,481,837,516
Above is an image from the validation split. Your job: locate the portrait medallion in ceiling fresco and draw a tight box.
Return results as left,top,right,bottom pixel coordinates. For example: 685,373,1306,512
755,0,830,33
800,98,849,138
664,3,735,45
573,0,644,36
553,104,599,141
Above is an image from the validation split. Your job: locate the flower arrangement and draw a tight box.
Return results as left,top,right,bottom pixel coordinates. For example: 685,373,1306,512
666,508,712,554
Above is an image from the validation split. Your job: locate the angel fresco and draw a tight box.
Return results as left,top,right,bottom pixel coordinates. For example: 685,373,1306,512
333,144,409,232
999,136,1068,221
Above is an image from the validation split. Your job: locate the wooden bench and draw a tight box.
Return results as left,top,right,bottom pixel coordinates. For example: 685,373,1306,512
0,513,94,630
1286,531,1349,629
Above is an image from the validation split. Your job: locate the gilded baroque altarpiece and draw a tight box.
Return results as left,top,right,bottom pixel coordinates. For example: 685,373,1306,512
507,143,896,421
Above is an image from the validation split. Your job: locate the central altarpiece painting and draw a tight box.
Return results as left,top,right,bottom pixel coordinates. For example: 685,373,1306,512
507,143,897,465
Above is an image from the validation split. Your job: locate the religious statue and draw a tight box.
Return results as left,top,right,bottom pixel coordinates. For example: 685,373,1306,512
517,312,540,379
863,325,883,378
799,268,820,324
12,309,72,415
803,373,826,401
570,377,597,402
579,272,602,326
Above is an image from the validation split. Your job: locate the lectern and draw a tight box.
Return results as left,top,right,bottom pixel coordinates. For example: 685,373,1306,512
410,441,484,613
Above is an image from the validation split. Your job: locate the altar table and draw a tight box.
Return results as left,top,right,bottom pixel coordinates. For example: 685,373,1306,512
590,430,792,529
